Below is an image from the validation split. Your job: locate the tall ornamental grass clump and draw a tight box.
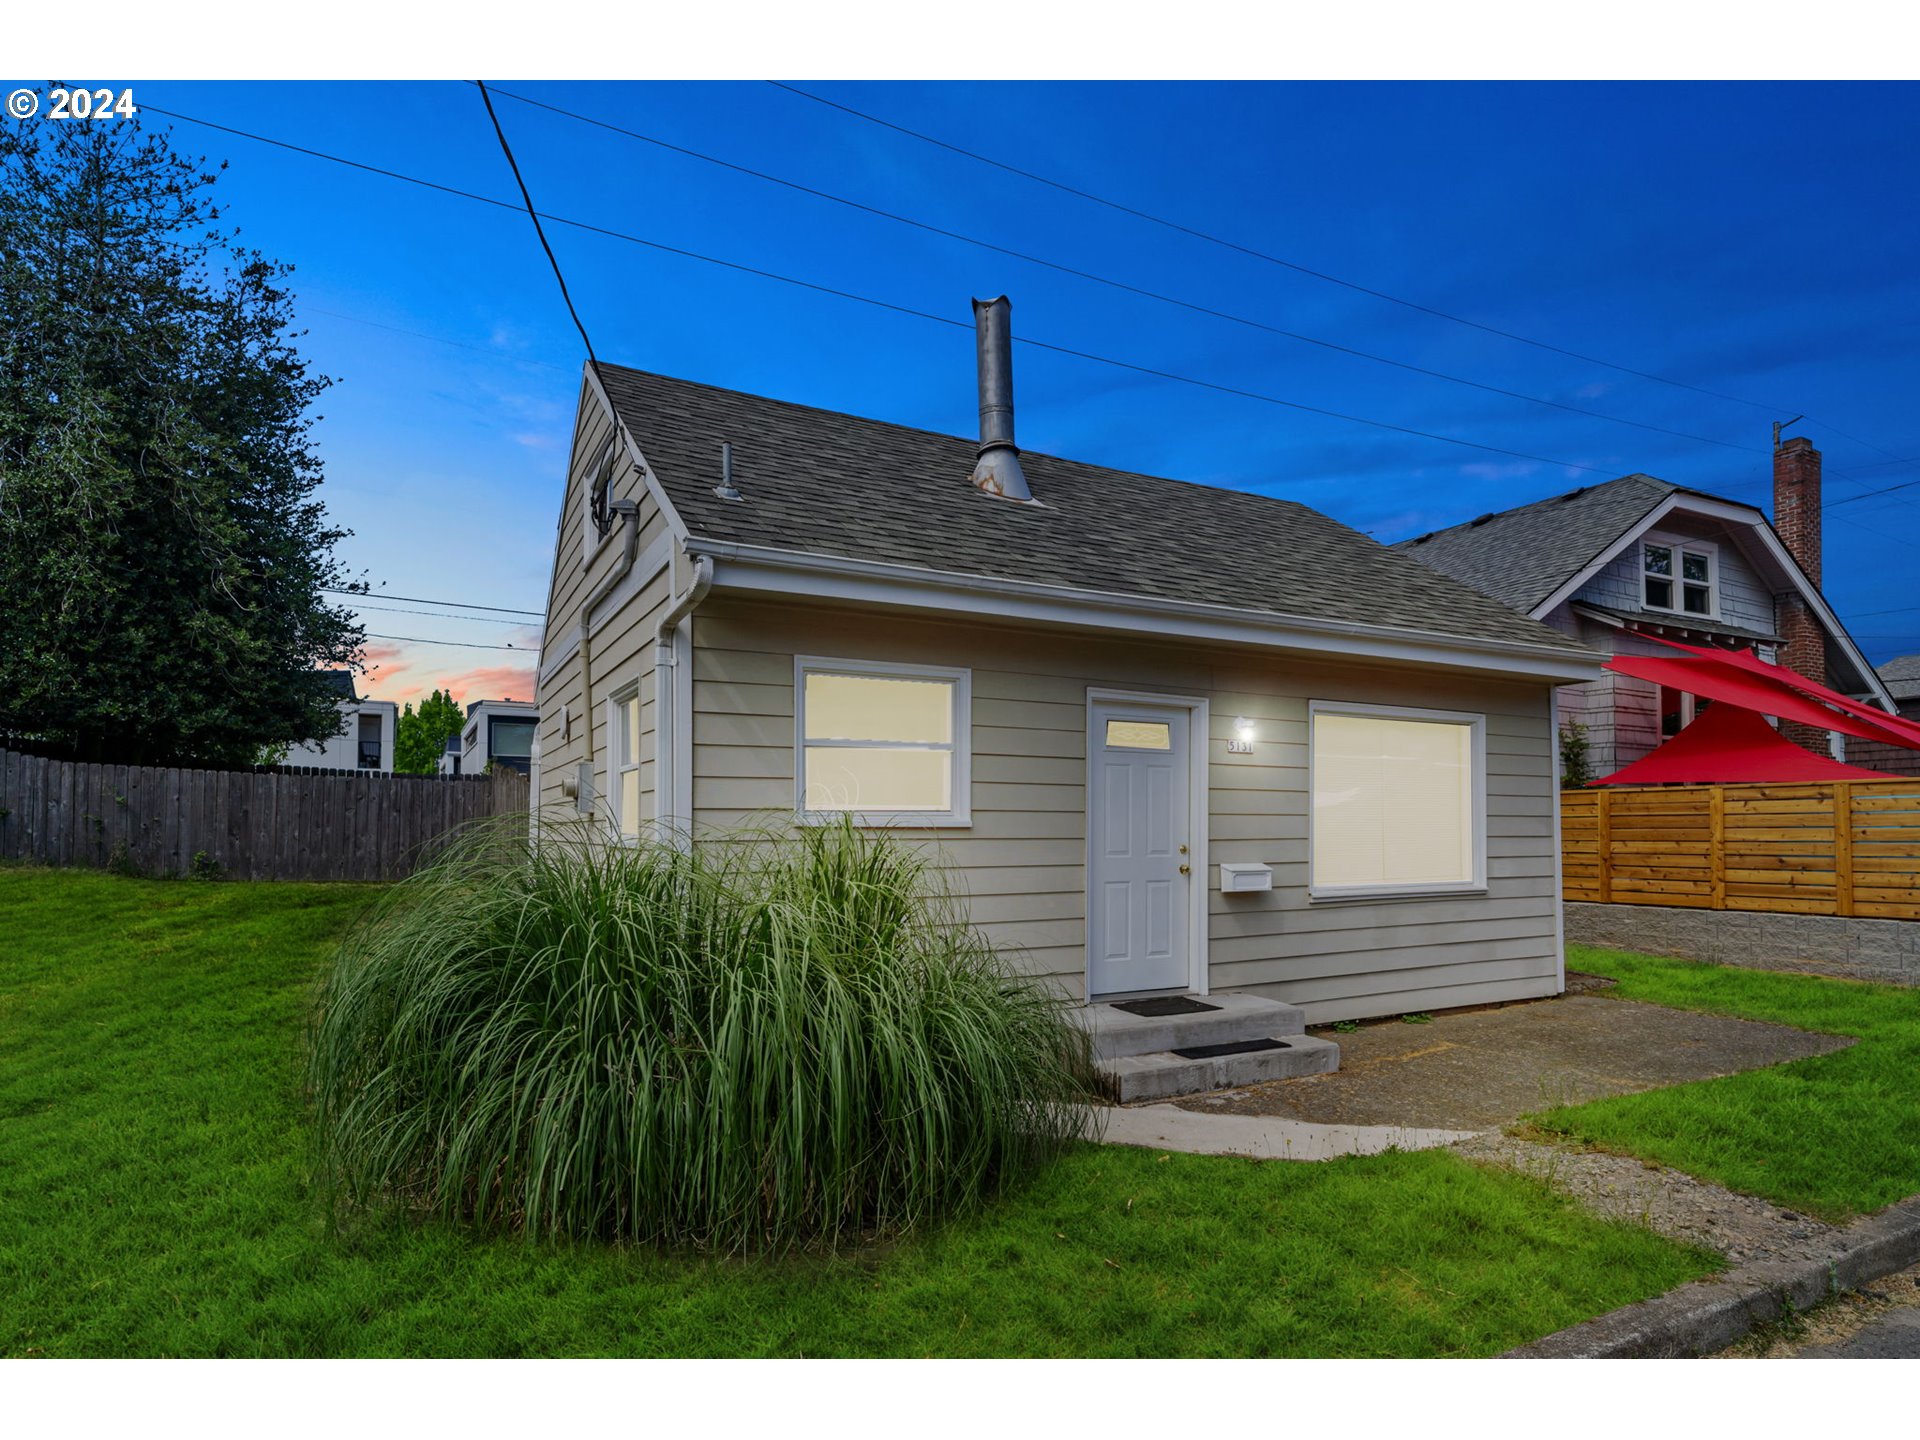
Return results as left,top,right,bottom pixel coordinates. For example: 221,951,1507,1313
308,819,1098,1251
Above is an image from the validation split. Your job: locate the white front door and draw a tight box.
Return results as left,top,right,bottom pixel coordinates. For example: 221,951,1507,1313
1088,698,1192,996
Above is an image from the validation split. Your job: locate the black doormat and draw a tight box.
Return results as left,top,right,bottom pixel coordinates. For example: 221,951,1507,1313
1171,1037,1290,1060
1111,996,1221,1017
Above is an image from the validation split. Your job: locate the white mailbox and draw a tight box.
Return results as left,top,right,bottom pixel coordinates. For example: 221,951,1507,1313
1219,862,1274,894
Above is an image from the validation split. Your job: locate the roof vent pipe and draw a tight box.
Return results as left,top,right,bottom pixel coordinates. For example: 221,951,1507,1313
713,441,743,502
969,295,1033,503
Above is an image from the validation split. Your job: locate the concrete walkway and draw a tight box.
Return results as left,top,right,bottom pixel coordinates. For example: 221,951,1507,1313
1092,1102,1471,1162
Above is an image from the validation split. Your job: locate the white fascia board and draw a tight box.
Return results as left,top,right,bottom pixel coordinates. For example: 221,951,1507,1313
582,362,690,544
1532,491,1896,711
687,539,1605,684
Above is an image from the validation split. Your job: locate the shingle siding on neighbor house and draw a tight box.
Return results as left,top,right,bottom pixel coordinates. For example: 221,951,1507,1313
1567,511,1778,637
690,597,1562,1021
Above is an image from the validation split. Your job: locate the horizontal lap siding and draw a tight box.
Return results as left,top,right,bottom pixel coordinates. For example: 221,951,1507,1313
535,382,675,827
693,598,1563,1019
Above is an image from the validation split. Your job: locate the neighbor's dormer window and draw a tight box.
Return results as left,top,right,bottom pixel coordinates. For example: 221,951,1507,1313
1643,540,1714,617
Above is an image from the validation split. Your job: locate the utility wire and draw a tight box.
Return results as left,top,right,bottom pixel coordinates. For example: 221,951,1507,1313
143,102,1613,477
366,631,537,651
767,80,1916,469
485,82,1755,459
321,586,543,616
477,80,600,368
349,600,535,626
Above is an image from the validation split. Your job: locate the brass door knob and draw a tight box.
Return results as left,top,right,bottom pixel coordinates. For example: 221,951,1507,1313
1178,863,1191,874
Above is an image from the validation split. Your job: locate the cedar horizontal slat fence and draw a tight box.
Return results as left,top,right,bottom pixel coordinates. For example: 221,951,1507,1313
0,747,528,882
1562,778,1920,920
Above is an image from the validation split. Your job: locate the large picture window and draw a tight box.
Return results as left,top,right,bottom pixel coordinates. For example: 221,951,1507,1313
795,658,971,826
1310,703,1484,897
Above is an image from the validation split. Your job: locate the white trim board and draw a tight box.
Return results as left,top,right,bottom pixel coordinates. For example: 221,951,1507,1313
690,540,1603,685
1084,688,1211,1001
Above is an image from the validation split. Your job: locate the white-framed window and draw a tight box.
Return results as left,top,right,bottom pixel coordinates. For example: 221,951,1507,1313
1642,535,1716,617
1308,701,1485,899
611,686,642,839
794,657,971,826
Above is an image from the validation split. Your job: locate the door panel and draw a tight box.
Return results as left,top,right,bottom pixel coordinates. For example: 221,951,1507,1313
1088,701,1192,995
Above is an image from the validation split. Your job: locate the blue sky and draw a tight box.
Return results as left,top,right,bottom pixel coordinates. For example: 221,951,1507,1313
89,79,1920,703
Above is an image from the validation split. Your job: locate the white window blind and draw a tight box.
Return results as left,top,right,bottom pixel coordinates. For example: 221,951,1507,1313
797,663,970,823
1312,710,1479,892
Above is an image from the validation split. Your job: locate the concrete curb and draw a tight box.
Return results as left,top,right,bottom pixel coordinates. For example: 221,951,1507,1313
1089,1103,1473,1162
1507,1192,1920,1358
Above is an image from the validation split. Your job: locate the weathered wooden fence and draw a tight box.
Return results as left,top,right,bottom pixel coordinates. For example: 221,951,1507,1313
1562,778,1920,919
0,747,528,882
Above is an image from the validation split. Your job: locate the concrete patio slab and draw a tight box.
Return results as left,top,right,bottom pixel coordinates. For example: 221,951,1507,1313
1092,1103,1472,1162
1167,984,1853,1133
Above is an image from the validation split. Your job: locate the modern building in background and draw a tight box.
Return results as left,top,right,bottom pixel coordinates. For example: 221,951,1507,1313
285,671,397,772
440,699,538,776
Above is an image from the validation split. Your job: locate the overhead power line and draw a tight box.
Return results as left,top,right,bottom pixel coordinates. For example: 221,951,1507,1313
144,102,1612,477
321,586,543,616
767,80,1917,471
484,82,1756,460
349,600,535,626
365,631,537,651
476,80,601,369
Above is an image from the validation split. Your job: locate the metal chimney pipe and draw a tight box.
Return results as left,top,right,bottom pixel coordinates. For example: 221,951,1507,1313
969,295,1032,502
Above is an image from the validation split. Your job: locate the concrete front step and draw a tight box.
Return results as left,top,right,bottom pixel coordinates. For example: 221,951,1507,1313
1099,1032,1341,1103
1068,992,1308,1060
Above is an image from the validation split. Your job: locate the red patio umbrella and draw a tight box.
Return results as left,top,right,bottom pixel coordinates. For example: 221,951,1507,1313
1643,634,1920,746
1603,653,1920,750
1591,701,1906,786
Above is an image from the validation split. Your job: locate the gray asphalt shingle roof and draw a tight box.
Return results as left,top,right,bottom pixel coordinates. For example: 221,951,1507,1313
596,364,1590,658
1880,655,1920,701
1392,475,1681,615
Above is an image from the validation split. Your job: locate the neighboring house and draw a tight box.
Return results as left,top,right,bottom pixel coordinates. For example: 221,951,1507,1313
1849,656,1920,777
439,699,539,776
1396,439,1898,778
534,297,1603,1024
284,671,397,772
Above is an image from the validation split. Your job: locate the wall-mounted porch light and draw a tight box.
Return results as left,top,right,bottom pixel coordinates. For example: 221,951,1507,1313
1228,716,1255,754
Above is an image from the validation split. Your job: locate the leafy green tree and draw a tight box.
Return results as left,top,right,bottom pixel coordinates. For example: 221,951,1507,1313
0,114,363,765
394,689,465,774
1559,719,1594,790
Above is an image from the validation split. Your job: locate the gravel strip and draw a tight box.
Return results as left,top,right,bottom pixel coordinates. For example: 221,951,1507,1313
1453,1132,1842,1267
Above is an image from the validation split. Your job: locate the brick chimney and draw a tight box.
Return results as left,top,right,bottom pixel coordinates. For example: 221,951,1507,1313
1774,435,1829,752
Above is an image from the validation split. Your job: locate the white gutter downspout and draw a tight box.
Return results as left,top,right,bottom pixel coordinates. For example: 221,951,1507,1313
576,498,641,817
652,555,713,846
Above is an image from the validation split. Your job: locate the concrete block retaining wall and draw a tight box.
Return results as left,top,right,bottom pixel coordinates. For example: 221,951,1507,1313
1567,901,1920,986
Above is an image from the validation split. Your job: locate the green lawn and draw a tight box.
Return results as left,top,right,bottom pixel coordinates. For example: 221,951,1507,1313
0,867,1710,1358
1536,945,1920,1222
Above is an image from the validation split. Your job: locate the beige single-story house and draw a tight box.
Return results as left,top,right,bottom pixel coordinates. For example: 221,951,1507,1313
532,298,1603,1054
